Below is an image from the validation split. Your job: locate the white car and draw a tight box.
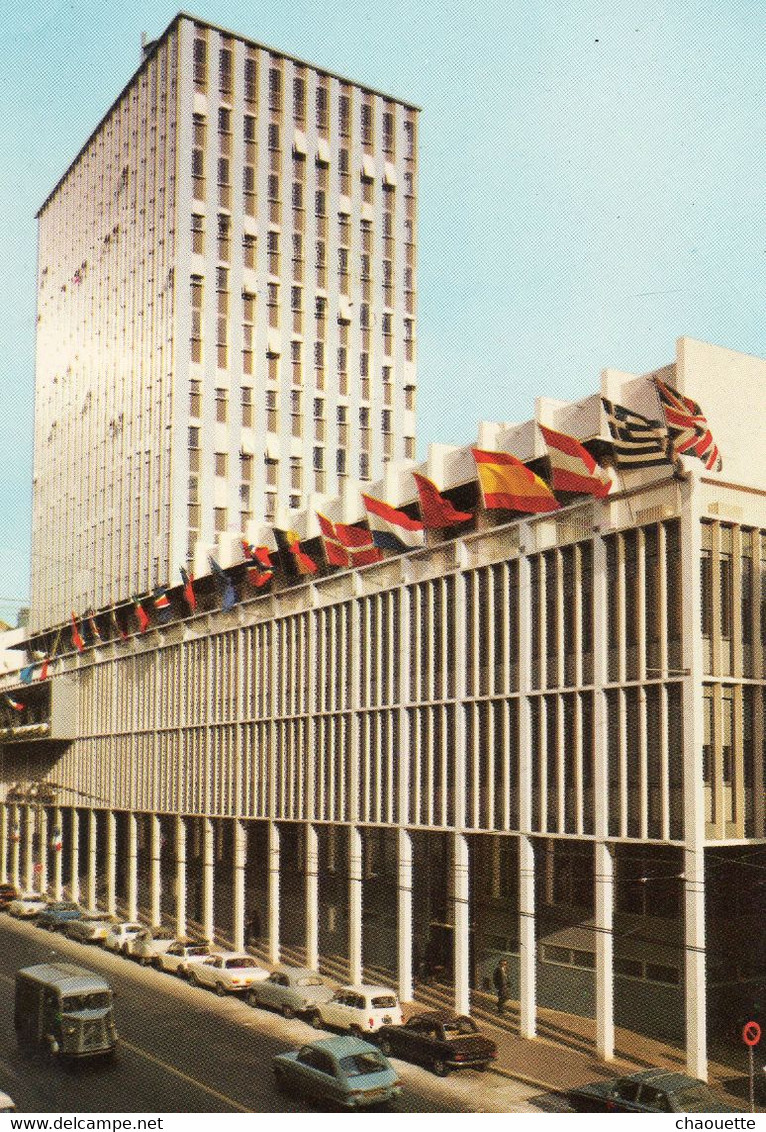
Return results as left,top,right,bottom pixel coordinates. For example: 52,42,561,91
310,984,403,1036
154,940,212,976
8,892,48,919
64,910,118,943
128,926,176,966
104,920,145,954
189,952,270,995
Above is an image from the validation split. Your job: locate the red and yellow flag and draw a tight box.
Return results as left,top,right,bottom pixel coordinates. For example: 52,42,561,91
471,448,560,514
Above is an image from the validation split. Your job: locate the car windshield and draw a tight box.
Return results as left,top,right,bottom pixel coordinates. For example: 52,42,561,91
371,995,397,1009
62,992,110,1011
674,1086,724,1112
442,1017,478,1036
225,958,256,969
297,976,324,987
340,1052,389,1078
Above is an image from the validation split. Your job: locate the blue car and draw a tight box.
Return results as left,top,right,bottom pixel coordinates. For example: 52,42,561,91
273,1036,402,1110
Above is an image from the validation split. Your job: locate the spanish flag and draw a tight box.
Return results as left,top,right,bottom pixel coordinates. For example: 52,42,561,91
471,448,560,514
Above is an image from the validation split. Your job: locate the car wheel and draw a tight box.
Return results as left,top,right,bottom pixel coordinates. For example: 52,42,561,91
48,923,57,932
139,955,150,967
310,1010,323,1030
152,957,163,970
188,970,199,987
378,1036,393,1057
476,1062,489,1072
215,982,227,998
432,1058,449,1078
349,1024,364,1039
281,1003,295,1019
121,943,130,957
247,990,259,1009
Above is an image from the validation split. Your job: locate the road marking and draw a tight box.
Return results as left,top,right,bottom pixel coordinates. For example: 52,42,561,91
0,970,251,1112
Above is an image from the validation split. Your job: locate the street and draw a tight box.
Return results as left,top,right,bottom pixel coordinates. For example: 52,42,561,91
0,917,542,1114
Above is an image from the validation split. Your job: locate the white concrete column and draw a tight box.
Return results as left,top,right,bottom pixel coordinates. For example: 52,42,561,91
518,834,536,1039
126,813,138,921
305,823,319,971
52,809,63,901
397,827,413,1003
69,809,80,902
105,811,117,915
267,820,281,965
348,824,363,985
0,805,8,884
232,819,246,953
681,470,708,1080
10,806,21,890
149,814,162,927
174,815,187,939
87,810,98,909
23,806,34,892
453,832,470,1017
38,809,49,896
202,817,215,943
595,840,615,1060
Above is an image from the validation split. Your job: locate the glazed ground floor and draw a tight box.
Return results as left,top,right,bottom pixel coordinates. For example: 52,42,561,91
1,803,763,1080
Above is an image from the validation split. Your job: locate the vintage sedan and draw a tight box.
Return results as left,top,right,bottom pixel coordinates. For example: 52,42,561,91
64,911,119,944
189,952,269,995
567,1069,741,1113
154,939,212,976
127,925,176,965
103,920,145,955
273,1036,402,1110
377,1011,497,1076
35,901,84,931
310,984,402,1036
248,966,334,1018
8,892,48,919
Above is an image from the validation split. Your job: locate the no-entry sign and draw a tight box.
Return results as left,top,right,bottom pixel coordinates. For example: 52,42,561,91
742,1021,761,1047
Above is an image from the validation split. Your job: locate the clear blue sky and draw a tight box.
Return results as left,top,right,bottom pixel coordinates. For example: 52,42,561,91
0,0,763,624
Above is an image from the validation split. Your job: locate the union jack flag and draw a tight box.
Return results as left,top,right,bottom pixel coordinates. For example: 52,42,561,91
654,378,722,471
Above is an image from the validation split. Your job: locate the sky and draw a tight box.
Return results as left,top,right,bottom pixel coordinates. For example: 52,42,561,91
0,0,763,624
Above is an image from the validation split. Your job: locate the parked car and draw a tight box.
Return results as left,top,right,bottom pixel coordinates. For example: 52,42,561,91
154,940,212,977
8,893,48,919
64,912,119,944
310,984,402,1036
103,921,145,955
35,902,84,931
377,1011,497,1076
248,966,334,1018
273,1036,402,1109
127,926,176,966
189,951,269,995
0,1090,16,1112
566,1069,741,1113
0,883,20,911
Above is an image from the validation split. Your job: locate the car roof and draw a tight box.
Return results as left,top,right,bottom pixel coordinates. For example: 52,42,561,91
214,952,251,962
339,984,397,996
274,965,319,978
408,1010,471,1024
622,1069,707,1090
304,1036,379,1058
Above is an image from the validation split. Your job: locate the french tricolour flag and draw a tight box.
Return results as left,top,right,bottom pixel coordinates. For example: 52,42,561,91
362,494,425,553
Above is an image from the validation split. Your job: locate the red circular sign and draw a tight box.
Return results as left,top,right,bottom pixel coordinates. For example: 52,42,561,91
742,1021,761,1047
33,862,43,874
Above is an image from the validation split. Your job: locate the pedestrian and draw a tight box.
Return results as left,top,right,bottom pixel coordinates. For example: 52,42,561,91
493,958,510,1016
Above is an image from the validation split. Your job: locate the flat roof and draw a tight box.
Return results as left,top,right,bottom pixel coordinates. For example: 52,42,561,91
37,10,419,218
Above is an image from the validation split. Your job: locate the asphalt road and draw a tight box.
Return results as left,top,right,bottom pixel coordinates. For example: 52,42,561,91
0,916,540,1114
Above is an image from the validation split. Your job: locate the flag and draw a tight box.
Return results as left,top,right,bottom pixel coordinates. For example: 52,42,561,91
471,448,561,513
274,528,319,576
362,494,425,552
317,514,381,568
601,399,670,468
539,424,612,498
654,378,722,471
242,541,274,588
85,609,102,643
133,597,150,633
412,473,473,529
70,613,85,653
153,586,173,623
111,608,129,641
180,566,197,612
5,695,24,712
38,657,50,681
19,664,35,685
209,558,238,611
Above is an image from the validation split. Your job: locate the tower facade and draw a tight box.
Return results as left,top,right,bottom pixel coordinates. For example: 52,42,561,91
31,14,418,630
